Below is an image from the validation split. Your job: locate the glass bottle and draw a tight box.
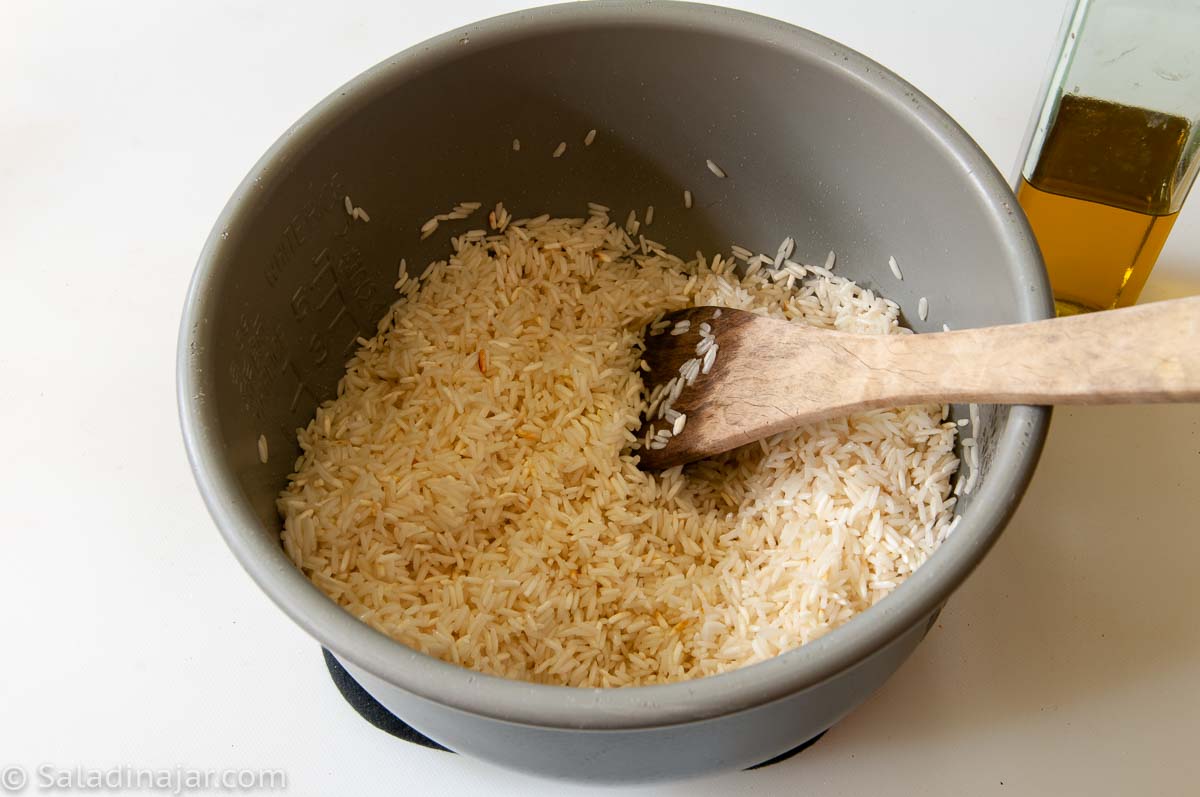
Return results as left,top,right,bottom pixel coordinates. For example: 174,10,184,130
1015,0,1200,316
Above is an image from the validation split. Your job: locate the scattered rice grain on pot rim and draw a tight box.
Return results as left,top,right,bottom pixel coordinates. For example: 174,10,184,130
278,207,961,688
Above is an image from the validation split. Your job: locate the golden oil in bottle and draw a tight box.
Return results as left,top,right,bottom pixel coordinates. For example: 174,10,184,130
1016,94,1190,316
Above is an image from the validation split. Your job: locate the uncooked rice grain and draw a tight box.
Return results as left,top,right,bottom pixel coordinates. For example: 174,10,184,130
774,237,795,268
888,256,904,280
279,207,960,688
553,141,567,158
706,159,727,178
584,128,597,146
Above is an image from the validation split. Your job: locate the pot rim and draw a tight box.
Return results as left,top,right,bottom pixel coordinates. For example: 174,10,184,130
177,0,1052,731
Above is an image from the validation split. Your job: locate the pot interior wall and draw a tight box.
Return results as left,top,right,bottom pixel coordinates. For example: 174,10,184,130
195,19,1025,555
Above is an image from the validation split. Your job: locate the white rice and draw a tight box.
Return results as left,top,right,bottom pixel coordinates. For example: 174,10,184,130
962,403,982,495
512,138,520,151
645,205,654,226
653,316,722,424
625,209,639,236
279,209,960,688
683,189,693,209
888,255,904,280
553,141,567,158
257,434,268,464
345,196,370,222
705,159,727,178
420,203,483,238
918,296,929,321
774,237,795,268
584,128,597,146
488,203,511,232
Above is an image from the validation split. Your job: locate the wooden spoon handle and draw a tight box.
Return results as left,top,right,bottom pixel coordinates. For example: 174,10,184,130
867,296,1200,406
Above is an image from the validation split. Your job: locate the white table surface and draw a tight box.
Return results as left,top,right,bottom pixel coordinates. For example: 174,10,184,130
3,1,1198,795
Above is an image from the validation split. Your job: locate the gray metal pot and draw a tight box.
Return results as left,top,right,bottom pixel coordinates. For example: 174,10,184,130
178,1,1051,783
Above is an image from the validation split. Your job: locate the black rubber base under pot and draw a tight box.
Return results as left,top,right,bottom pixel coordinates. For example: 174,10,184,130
322,649,826,770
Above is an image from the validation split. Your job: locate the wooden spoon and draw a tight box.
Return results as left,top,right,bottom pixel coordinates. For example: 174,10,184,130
636,296,1200,470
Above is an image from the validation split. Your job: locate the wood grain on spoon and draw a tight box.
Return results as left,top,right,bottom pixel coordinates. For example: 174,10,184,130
637,297,1200,470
